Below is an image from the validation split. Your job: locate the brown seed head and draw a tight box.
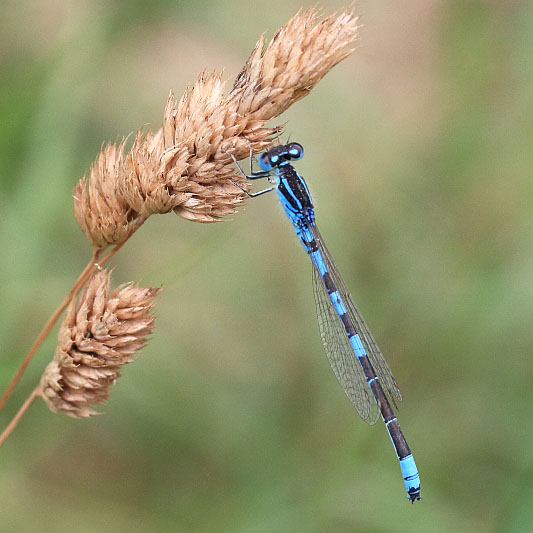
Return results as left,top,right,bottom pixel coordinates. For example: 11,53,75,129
73,141,137,248
228,9,360,123
74,9,359,239
166,9,359,222
40,270,159,418
119,128,190,217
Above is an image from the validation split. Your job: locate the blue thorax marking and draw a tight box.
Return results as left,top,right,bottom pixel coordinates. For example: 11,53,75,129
276,167,315,229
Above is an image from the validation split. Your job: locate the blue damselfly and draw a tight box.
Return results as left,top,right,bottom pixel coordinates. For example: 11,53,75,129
231,142,421,502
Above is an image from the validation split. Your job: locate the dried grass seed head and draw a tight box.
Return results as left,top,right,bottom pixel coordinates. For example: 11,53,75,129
119,128,190,217
167,9,359,222
40,270,159,418
73,141,137,248
74,9,359,238
229,9,360,120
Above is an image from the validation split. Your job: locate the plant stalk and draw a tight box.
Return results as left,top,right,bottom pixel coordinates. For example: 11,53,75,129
0,387,41,446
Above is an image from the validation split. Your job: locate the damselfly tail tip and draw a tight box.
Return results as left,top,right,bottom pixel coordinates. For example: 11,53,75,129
408,490,422,503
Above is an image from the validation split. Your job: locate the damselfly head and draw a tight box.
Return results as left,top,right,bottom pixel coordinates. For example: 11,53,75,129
258,142,305,171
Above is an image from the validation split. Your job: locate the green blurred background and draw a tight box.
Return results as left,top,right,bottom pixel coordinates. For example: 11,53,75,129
1,1,532,531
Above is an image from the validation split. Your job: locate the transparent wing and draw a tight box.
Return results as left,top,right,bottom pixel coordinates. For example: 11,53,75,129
312,261,380,424
311,225,403,407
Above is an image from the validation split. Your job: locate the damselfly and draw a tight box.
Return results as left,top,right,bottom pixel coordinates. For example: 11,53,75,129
231,142,421,502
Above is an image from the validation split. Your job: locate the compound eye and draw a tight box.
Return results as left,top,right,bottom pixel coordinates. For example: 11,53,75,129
258,152,273,171
287,142,304,160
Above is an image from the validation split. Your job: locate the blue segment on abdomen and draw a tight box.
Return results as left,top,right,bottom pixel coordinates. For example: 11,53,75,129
309,249,327,275
399,455,420,496
329,289,348,316
349,333,367,358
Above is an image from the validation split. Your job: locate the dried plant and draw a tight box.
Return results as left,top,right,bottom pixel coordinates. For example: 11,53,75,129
74,141,137,248
74,8,359,243
0,8,359,445
40,270,159,418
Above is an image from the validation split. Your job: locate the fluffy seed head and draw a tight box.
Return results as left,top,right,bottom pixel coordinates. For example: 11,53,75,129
40,270,159,418
73,142,137,248
74,9,359,242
